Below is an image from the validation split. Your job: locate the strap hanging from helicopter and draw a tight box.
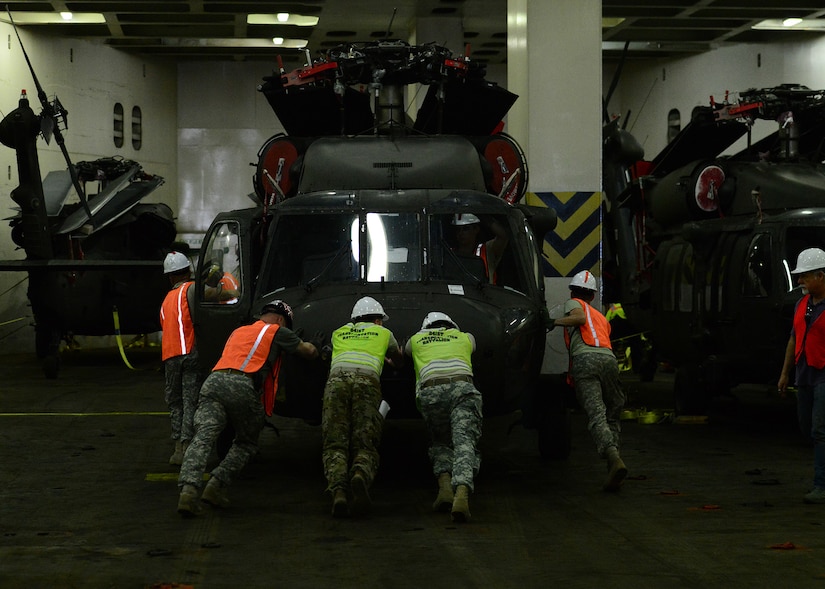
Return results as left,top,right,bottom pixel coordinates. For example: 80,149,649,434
6,8,93,225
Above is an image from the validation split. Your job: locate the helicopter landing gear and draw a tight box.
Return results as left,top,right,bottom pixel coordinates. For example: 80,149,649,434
35,322,62,379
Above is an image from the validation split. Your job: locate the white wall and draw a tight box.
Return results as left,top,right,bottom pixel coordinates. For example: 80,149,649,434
605,38,825,162
176,61,286,236
0,24,177,354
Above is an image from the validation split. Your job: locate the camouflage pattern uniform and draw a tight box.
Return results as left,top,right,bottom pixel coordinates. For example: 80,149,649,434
178,371,263,488
570,353,624,456
564,297,625,456
417,380,482,490
322,321,399,493
178,325,301,490
322,372,383,491
164,349,200,443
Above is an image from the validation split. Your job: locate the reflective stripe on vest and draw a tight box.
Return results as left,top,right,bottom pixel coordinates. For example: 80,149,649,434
213,321,279,373
563,298,612,350
408,328,473,385
794,294,825,369
330,322,392,376
160,281,195,360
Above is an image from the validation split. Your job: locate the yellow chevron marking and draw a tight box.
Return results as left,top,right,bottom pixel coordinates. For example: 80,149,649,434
543,225,602,276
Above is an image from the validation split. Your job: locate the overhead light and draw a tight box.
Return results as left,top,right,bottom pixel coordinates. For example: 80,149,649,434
272,37,284,45
753,18,825,31
158,38,308,49
0,11,106,24
247,14,319,27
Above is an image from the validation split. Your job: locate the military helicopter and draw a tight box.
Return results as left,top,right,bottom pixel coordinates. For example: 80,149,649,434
0,17,176,378
603,84,825,414
191,40,566,457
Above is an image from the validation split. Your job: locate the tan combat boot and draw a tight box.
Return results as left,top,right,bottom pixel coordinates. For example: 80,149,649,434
433,472,454,512
202,476,230,508
169,440,184,466
350,470,371,516
177,484,201,517
451,485,471,522
331,488,348,517
603,446,628,492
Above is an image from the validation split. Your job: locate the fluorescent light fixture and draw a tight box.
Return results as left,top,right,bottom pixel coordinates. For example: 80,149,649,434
248,14,319,27
158,37,308,49
0,11,106,24
601,17,625,28
753,18,825,31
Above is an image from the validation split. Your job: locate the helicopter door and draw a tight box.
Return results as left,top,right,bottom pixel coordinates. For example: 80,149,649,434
729,231,782,380
192,217,255,372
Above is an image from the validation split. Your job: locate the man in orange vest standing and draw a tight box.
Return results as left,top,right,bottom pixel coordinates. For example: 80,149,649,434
551,270,628,491
778,248,825,504
177,299,319,516
159,251,199,466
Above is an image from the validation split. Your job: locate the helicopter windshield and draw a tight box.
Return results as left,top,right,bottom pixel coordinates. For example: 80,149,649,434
261,209,532,293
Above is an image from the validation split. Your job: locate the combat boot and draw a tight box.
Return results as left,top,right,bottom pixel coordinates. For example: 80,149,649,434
603,446,628,492
433,472,454,512
169,440,184,466
331,488,349,517
202,476,230,508
177,484,201,517
350,470,371,516
451,485,471,522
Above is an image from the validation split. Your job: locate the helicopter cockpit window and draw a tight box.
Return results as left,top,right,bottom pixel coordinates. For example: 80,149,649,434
360,213,421,283
429,212,524,290
743,233,772,298
200,222,242,304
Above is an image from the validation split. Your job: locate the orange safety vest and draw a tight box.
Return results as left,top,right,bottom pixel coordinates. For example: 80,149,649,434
794,294,825,369
160,281,195,361
212,321,283,416
563,298,613,351
219,272,240,305
475,243,498,283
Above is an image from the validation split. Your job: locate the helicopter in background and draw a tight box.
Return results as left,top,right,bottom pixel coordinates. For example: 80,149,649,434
0,23,176,378
190,40,567,458
604,84,825,414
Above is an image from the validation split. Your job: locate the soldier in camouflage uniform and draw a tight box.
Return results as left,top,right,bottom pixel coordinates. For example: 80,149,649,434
551,270,627,492
322,296,404,517
405,311,482,523
160,251,200,466
177,299,319,516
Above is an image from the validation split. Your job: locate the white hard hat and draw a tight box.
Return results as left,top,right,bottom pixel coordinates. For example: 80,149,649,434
421,311,458,331
452,213,481,226
791,248,825,274
569,270,598,291
163,251,191,275
351,296,389,321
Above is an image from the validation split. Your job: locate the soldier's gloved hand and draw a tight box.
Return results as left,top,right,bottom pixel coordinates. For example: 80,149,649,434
309,330,326,349
546,319,557,332
203,264,222,287
320,345,333,362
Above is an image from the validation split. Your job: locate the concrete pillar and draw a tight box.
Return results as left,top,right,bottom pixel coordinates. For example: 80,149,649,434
507,0,603,372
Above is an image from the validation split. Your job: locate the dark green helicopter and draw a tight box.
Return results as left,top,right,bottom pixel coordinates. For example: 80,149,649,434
603,84,825,414
0,15,175,378
191,41,566,457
